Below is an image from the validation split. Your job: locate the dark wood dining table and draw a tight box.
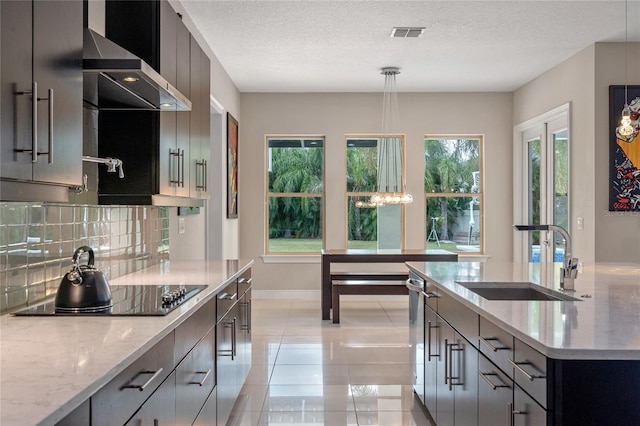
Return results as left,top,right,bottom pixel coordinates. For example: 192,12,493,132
321,248,458,320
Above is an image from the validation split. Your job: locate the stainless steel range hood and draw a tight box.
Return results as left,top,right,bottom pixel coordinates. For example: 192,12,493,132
83,29,191,111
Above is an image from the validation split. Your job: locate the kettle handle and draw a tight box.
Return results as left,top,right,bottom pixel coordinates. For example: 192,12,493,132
72,246,95,268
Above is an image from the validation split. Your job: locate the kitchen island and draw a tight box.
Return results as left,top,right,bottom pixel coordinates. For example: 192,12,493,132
0,258,253,426
406,261,640,426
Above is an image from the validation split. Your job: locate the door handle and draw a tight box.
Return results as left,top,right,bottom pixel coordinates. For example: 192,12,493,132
427,320,440,361
189,369,212,386
41,88,53,163
121,368,164,391
480,336,509,352
508,358,545,381
180,149,185,187
478,370,510,390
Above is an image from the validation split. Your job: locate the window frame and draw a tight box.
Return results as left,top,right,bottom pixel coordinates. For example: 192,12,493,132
345,134,407,249
424,134,484,254
265,135,326,255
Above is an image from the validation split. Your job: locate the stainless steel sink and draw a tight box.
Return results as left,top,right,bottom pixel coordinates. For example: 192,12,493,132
455,281,581,301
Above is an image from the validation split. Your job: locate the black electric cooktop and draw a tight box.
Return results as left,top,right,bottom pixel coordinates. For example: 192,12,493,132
12,284,207,316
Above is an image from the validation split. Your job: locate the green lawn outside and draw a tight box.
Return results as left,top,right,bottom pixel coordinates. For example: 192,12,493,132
268,238,462,253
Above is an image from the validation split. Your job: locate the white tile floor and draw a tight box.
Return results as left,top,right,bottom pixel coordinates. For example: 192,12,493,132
227,297,436,426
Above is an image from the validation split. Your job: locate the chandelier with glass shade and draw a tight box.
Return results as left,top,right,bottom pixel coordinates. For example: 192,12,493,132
355,67,413,208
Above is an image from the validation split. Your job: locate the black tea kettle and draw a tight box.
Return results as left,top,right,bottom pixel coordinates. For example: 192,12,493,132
55,246,113,313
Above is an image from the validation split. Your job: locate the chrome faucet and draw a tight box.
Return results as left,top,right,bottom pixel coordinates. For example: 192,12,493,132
513,224,578,291
82,155,125,178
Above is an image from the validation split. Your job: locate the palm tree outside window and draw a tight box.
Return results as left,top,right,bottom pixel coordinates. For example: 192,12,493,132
425,136,484,254
266,136,324,254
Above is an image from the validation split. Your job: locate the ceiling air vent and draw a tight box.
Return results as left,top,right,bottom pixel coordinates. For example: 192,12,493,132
390,27,425,38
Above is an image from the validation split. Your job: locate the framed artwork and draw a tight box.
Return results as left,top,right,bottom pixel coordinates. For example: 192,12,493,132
609,85,640,211
227,113,239,218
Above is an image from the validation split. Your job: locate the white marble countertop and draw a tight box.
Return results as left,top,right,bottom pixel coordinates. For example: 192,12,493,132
406,261,640,360
0,258,253,426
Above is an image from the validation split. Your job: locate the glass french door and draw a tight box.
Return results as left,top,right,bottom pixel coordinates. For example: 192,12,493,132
515,106,570,263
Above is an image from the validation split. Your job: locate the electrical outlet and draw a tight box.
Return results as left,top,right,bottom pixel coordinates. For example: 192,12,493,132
577,217,584,230
178,217,185,234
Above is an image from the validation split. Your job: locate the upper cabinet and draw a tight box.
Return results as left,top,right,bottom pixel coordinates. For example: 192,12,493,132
0,0,83,202
189,37,211,198
97,0,210,206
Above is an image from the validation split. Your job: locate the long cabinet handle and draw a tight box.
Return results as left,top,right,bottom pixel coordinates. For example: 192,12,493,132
427,320,440,361
203,159,207,191
424,291,439,299
478,370,511,390
221,318,237,359
43,88,53,163
121,368,164,392
170,149,179,185
240,301,251,331
231,317,237,359
444,338,449,386
15,82,38,162
508,358,545,381
449,343,464,389
189,369,212,386
180,149,185,187
32,82,38,162
248,298,252,333
480,336,510,352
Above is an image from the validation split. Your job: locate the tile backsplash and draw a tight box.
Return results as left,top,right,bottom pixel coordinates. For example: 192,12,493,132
0,203,169,313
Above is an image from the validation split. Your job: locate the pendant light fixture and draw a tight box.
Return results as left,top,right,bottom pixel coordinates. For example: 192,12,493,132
619,0,635,138
356,67,413,208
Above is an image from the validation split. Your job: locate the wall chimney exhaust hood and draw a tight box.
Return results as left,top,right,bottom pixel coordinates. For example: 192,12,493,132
83,29,191,111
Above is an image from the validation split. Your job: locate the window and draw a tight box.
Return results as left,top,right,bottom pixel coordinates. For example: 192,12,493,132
425,136,483,253
346,136,405,249
266,137,324,253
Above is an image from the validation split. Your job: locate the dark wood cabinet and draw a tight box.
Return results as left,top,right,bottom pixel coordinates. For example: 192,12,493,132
54,399,90,426
124,372,176,426
175,326,215,425
216,274,252,426
0,0,83,200
189,36,211,198
99,0,210,206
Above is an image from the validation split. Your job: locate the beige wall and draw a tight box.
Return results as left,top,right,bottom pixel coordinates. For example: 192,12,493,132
239,92,513,294
594,43,640,262
514,43,640,263
170,0,242,260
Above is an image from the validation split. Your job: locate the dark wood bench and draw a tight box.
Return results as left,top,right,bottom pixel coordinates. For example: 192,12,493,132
331,272,409,324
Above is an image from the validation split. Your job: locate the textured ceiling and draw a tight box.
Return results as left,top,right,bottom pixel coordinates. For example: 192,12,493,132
180,0,640,92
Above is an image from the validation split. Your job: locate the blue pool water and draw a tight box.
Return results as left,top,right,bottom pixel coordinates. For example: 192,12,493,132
531,246,564,263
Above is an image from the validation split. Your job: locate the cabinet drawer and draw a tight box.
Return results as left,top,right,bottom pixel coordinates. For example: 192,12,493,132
238,269,252,297
175,298,215,363
438,289,478,343
176,325,215,425
217,281,238,322
124,371,176,426
479,316,515,380
55,399,90,426
514,383,549,426
92,332,174,426
193,386,217,426
512,338,548,409
478,353,513,426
